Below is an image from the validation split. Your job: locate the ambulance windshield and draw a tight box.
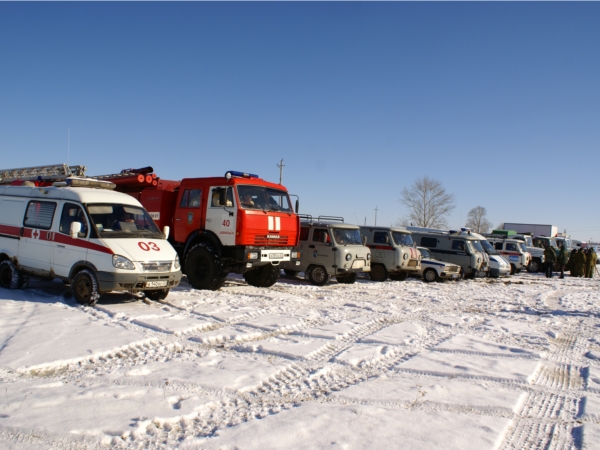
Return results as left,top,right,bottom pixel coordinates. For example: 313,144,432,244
392,232,414,246
87,204,163,238
237,186,292,212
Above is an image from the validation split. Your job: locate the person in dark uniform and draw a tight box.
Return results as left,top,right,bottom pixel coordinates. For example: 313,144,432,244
543,243,557,278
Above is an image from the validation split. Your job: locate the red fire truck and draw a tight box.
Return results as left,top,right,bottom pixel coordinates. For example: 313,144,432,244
93,168,301,290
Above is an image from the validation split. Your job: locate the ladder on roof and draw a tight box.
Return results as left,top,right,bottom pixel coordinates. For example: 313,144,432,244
0,163,87,184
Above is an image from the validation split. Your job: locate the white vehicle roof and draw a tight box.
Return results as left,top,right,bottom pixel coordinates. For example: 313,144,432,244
407,226,481,241
0,185,142,207
360,226,412,234
300,220,360,230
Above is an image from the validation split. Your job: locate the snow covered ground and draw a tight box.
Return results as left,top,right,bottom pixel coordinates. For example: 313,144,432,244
1,271,600,449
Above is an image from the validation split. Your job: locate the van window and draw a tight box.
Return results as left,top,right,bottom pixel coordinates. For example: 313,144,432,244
299,226,309,241
392,232,413,246
421,237,437,248
494,242,503,250
24,201,56,230
313,228,330,244
373,232,389,244
59,203,88,237
451,240,466,251
180,189,202,208
506,243,518,252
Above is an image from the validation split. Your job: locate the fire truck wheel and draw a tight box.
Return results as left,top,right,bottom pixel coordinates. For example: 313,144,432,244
510,264,517,275
284,269,299,277
185,244,226,291
369,264,387,282
422,268,439,283
72,270,100,306
244,264,280,288
307,265,329,286
390,271,408,281
0,260,21,290
336,273,357,284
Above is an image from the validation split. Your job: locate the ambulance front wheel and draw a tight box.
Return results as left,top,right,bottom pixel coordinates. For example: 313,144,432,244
336,273,357,284
144,289,169,301
72,269,100,306
0,260,22,290
369,264,387,282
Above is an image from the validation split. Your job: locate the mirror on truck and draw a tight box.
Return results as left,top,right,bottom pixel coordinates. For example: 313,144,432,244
70,221,82,239
295,199,299,213
163,226,170,239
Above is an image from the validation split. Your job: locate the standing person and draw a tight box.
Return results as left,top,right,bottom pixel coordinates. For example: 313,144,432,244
543,243,557,278
586,248,596,278
557,242,569,279
574,248,585,277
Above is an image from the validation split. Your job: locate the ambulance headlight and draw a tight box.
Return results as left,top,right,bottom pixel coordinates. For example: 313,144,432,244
174,255,181,270
367,253,371,260
345,253,352,261
248,252,259,260
403,253,408,260
113,255,135,270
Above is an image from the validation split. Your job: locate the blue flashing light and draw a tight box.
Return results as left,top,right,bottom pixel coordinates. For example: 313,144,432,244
224,171,259,179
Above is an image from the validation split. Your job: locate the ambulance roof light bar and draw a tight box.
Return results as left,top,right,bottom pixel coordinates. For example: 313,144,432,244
53,177,116,190
224,171,259,180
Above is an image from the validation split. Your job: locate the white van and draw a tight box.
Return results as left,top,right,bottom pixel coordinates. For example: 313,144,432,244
0,182,182,305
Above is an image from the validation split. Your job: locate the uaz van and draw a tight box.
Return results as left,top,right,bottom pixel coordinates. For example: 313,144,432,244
0,182,182,305
280,216,370,285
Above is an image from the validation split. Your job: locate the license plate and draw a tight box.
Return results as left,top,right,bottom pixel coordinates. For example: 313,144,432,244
269,253,283,259
146,281,168,288
352,260,365,269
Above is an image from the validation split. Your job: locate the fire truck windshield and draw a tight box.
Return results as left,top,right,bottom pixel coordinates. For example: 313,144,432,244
86,204,163,238
237,186,292,212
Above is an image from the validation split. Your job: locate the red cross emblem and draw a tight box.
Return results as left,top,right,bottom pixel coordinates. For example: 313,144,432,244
32,229,40,240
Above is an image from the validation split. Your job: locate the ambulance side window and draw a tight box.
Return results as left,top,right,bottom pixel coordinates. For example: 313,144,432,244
494,242,503,250
421,237,437,248
299,227,309,241
24,201,56,230
373,232,389,244
506,243,517,251
180,189,202,208
59,203,88,237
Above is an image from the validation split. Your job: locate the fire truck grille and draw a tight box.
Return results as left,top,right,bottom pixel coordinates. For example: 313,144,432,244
253,235,291,245
140,261,172,272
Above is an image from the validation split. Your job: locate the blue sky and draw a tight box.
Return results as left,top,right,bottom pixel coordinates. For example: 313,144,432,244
1,2,599,241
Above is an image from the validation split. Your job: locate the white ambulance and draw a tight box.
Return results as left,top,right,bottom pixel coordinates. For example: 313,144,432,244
0,179,182,305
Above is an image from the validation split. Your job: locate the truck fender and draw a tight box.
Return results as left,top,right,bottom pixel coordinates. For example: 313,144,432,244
68,261,99,282
183,230,222,263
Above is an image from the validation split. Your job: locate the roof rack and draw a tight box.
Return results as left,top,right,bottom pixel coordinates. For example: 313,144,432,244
298,215,345,224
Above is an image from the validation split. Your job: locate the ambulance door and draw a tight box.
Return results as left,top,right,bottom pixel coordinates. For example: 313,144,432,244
372,231,393,267
309,228,333,268
19,200,57,276
53,203,89,278
205,187,236,246
174,188,203,244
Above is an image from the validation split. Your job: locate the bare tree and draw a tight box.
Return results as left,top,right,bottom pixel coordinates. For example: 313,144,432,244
398,177,455,228
465,206,492,233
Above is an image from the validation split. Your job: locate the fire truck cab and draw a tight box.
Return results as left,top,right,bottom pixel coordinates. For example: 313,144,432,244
119,170,301,291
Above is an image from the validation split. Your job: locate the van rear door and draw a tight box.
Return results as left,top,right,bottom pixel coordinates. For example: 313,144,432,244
20,200,57,275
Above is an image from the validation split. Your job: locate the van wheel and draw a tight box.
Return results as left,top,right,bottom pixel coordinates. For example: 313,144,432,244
527,259,541,273
244,265,280,288
390,271,408,281
72,270,100,306
284,269,299,277
423,268,438,283
308,265,329,286
369,264,387,282
144,289,169,301
185,243,226,291
336,273,357,284
510,264,516,275
0,260,21,290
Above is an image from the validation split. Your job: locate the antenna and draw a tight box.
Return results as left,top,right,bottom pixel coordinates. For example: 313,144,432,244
374,206,379,226
276,159,285,184
67,128,70,165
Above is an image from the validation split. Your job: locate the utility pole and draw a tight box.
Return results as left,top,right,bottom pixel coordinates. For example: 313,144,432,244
374,206,378,226
276,159,285,185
